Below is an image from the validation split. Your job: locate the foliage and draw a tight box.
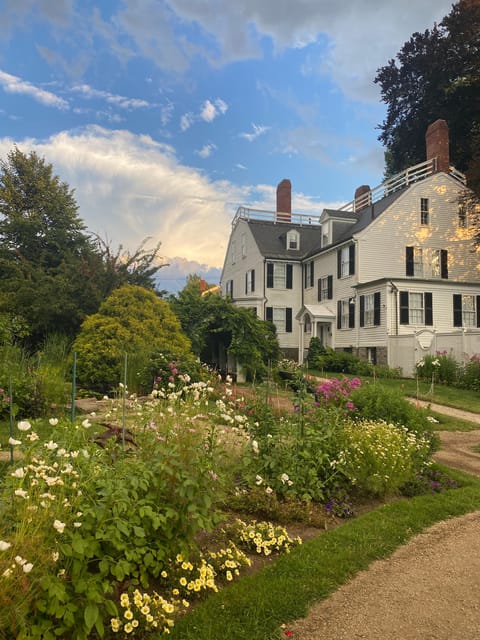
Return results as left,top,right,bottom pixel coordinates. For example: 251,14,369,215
227,519,302,556
332,419,432,496
73,285,192,392
350,382,437,449
457,354,480,391
314,348,373,376
0,147,107,347
306,337,325,368
171,275,280,381
416,351,458,385
400,465,461,497
315,376,362,413
136,351,208,396
375,0,480,197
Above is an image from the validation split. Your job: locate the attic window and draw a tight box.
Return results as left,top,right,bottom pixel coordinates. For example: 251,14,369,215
287,230,299,250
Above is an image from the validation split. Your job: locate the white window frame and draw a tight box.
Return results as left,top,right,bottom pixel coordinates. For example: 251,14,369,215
462,294,476,327
231,240,236,265
431,249,441,278
241,233,247,258
287,230,299,250
273,307,287,333
246,269,254,293
340,247,350,278
320,276,329,301
413,247,423,277
364,293,375,327
340,299,350,329
420,198,429,225
409,292,424,324
458,204,468,228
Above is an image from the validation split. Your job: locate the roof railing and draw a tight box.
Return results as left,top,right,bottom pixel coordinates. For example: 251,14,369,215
233,158,467,223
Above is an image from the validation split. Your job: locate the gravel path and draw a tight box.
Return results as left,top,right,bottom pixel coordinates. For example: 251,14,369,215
288,402,480,640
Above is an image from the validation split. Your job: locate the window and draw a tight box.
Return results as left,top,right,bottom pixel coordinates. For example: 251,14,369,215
399,291,433,326
231,240,236,264
406,247,448,279
318,275,333,302
337,244,355,278
266,262,293,289
367,347,377,365
287,230,299,250
245,269,255,294
337,298,355,329
241,233,247,258
420,198,429,225
304,261,314,288
266,307,293,333
458,204,468,228
225,280,233,298
360,292,381,327
453,294,480,328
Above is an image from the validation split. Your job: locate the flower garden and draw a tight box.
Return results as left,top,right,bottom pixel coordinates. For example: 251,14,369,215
0,362,445,639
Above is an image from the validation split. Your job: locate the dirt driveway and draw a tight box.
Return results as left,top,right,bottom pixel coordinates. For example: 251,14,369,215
289,402,480,640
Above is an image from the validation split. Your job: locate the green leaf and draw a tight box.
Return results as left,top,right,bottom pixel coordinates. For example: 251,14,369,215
84,603,99,632
133,525,145,537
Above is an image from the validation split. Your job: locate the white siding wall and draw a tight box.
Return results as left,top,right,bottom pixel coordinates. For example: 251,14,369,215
357,174,479,284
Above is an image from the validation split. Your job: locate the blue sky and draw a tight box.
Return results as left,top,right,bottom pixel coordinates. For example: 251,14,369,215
0,0,453,292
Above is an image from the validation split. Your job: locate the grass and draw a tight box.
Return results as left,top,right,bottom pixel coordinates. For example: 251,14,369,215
168,466,480,640
428,411,480,432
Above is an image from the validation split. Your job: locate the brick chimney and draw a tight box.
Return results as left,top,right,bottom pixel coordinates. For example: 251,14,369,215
426,119,450,173
354,185,371,212
276,179,291,222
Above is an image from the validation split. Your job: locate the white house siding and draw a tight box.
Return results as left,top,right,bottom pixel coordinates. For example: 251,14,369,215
356,174,479,284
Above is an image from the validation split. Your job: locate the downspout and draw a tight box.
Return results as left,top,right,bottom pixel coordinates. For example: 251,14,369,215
390,281,399,335
300,260,305,363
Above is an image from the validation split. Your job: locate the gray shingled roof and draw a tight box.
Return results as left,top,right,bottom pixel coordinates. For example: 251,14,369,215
247,220,324,260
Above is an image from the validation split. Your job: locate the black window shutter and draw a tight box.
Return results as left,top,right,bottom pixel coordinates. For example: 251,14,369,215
251,269,255,292
337,250,342,278
399,291,409,325
286,264,293,289
337,300,342,329
266,263,274,288
441,250,448,279
317,278,322,302
406,246,414,276
310,261,314,287
285,308,292,332
327,275,333,299
349,301,355,328
374,291,381,326
245,272,247,295
349,244,355,275
477,296,480,328
266,306,273,322
303,264,307,288
425,292,433,326
359,295,365,327
453,294,462,327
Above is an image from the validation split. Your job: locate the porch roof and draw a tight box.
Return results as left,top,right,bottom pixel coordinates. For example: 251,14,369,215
296,303,336,322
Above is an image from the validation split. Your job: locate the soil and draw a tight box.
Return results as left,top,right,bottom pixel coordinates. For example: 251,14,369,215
287,401,480,640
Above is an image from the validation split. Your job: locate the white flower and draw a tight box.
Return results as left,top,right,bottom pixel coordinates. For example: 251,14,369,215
52,551,59,562
255,475,263,486
17,421,31,431
8,437,21,446
103,395,109,400
53,520,66,534
73,522,82,528
15,555,26,566
26,432,39,442
427,416,440,423
280,473,290,484
11,467,25,478
81,419,91,428
14,489,28,499
0,541,11,551
251,440,259,454
23,562,33,573
44,441,58,451
265,486,273,495
49,418,59,426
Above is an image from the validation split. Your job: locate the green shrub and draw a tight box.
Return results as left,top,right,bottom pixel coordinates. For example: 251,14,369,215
306,337,325,368
457,354,480,390
333,419,431,496
416,352,458,385
350,383,438,452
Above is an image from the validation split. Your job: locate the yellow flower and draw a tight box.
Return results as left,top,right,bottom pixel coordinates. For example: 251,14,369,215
141,605,150,615
179,577,187,586
124,623,133,633
124,610,133,620
226,570,233,581
161,570,168,578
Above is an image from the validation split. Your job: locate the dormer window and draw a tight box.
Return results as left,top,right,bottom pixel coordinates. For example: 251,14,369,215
287,230,299,250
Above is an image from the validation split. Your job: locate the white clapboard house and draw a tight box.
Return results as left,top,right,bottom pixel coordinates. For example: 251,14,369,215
220,120,480,376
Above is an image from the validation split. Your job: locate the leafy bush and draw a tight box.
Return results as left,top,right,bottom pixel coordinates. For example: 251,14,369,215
306,337,325,368
416,351,458,385
333,419,431,496
457,354,480,390
73,285,192,393
349,382,438,451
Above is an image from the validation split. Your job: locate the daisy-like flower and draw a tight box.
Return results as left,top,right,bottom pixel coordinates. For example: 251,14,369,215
23,562,33,573
0,540,11,551
81,419,91,428
49,418,59,426
17,421,31,431
53,520,66,534
12,467,25,478
14,489,28,499
44,441,58,451
8,437,21,446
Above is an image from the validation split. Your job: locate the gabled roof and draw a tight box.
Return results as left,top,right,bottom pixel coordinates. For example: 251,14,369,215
246,219,323,260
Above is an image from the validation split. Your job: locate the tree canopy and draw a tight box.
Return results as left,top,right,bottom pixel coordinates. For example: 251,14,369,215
375,0,480,196
171,275,280,379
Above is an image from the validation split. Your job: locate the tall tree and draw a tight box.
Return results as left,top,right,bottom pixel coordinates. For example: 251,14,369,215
375,0,480,196
0,147,102,345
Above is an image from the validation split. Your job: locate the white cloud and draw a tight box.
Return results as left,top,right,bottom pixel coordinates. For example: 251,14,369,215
240,123,270,142
0,127,246,268
181,98,228,131
180,112,195,131
0,69,68,109
71,84,150,109
195,143,217,159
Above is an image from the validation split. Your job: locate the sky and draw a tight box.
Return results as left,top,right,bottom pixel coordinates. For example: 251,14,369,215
0,0,454,293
